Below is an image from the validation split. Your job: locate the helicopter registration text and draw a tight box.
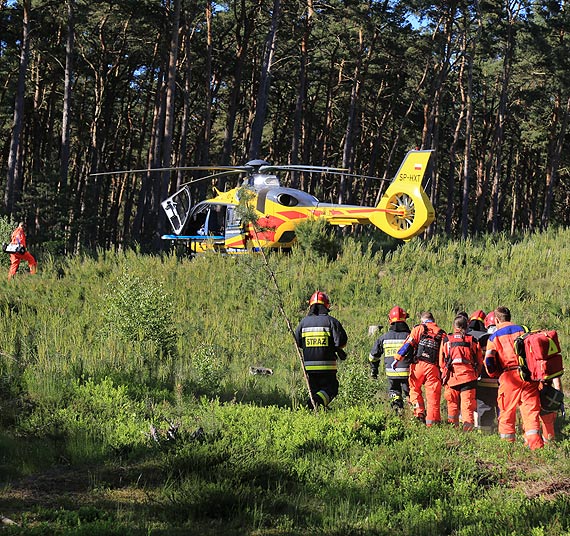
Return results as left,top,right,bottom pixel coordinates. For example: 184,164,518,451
397,172,423,183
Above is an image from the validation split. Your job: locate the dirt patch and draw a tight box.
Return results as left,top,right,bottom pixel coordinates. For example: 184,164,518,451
0,462,160,519
520,476,570,500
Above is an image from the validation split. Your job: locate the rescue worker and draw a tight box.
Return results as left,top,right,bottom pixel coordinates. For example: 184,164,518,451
369,306,412,413
294,291,348,410
484,306,544,450
393,311,445,426
440,315,483,430
473,310,500,431
8,221,37,280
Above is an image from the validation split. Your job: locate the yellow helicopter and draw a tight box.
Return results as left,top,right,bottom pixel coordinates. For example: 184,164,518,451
160,149,435,254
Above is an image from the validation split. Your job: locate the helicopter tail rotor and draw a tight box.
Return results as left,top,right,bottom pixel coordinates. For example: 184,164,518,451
371,150,435,240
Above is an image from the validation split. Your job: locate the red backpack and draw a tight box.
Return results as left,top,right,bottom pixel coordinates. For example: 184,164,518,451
513,329,564,382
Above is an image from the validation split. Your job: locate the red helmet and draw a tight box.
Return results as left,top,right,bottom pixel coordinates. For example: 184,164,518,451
309,291,330,309
484,310,496,329
470,309,486,323
389,306,409,323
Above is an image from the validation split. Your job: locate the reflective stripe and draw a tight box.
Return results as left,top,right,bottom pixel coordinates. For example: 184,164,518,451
386,371,410,378
302,326,332,334
500,433,516,440
525,429,541,436
426,419,440,425
305,363,337,371
450,341,471,349
316,390,330,406
451,358,474,365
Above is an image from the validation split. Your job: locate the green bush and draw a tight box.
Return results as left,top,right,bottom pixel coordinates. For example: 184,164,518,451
102,270,178,357
294,218,342,260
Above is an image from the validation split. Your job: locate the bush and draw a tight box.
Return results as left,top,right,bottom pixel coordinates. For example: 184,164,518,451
102,270,178,357
294,219,342,260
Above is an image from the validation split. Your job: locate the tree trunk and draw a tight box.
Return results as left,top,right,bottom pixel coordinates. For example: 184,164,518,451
541,95,570,229
290,0,313,188
158,0,181,243
5,0,31,215
248,0,280,160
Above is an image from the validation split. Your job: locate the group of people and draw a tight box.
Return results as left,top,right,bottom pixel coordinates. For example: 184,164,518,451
294,291,562,450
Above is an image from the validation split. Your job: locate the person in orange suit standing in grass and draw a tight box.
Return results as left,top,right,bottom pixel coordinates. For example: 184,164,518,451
393,311,445,426
8,222,37,280
439,315,483,431
484,306,544,450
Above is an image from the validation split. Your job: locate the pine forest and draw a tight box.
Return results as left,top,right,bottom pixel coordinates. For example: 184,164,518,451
2,1,570,253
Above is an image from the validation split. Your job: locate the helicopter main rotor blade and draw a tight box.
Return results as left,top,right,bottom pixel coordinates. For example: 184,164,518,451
90,165,248,177
259,164,349,173
259,164,390,182
178,169,246,187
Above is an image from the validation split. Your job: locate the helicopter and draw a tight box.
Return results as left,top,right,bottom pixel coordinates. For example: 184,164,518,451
159,149,435,254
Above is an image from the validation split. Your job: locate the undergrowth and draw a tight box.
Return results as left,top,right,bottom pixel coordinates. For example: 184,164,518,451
0,228,570,534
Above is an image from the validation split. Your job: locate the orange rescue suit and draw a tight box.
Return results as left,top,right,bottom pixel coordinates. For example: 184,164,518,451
8,226,37,280
485,322,544,450
396,321,444,425
439,330,482,430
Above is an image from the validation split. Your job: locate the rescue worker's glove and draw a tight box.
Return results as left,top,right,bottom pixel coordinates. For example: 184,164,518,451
336,348,347,361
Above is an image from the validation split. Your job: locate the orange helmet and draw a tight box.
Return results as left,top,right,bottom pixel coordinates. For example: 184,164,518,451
484,310,496,329
470,309,486,323
309,291,330,309
389,306,409,323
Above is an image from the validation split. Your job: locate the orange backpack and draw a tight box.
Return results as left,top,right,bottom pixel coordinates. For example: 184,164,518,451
513,329,564,382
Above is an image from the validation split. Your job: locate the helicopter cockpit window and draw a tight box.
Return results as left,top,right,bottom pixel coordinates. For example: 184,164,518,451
265,187,319,208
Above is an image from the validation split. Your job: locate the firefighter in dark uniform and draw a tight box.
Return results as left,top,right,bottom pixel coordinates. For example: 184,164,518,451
294,291,348,409
369,306,411,412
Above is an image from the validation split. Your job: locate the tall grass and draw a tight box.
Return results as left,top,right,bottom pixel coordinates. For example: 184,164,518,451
1,228,570,533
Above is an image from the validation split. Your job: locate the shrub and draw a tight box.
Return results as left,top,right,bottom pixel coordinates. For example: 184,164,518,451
102,270,178,357
294,219,342,260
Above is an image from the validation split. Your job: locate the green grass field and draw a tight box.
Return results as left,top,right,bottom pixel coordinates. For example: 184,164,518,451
1,227,570,535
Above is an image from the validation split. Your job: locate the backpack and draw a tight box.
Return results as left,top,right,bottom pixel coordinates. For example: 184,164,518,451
416,324,445,365
513,329,564,382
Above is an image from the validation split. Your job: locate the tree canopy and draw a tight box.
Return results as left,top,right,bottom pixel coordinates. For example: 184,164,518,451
1,0,570,252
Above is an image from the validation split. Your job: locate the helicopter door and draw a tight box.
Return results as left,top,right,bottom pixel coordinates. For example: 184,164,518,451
161,186,192,235
186,202,226,238
225,206,243,243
